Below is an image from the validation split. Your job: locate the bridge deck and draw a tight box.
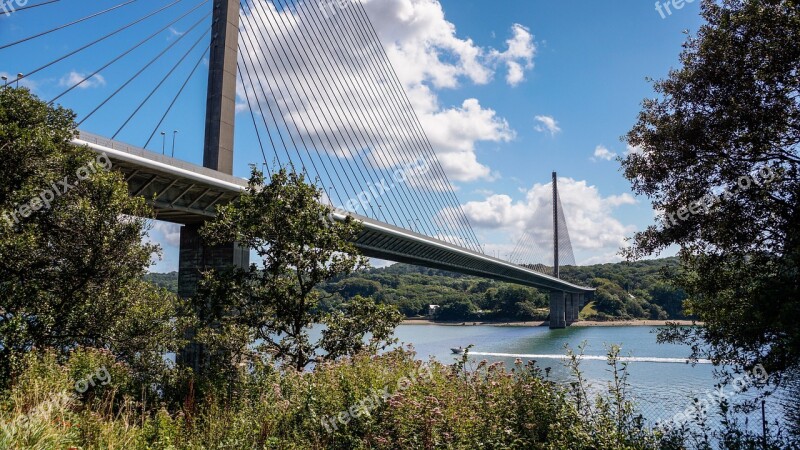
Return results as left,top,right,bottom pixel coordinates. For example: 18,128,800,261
75,131,593,294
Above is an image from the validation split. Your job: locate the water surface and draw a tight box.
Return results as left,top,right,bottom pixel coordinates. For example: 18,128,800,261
392,324,782,427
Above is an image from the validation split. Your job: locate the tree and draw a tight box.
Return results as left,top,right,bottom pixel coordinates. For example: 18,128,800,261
0,87,185,384
434,300,476,321
622,0,800,380
320,295,403,360
493,285,546,320
198,168,402,371
336,278,381,298
648,282,688,319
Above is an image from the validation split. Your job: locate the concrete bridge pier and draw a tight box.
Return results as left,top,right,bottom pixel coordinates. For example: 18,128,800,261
550,292,585,328
177,0,243,375
549,291,567,328
177,225,249,371
565,293,576,326
566,293,581,325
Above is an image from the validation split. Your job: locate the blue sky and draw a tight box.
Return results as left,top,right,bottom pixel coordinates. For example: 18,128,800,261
0,0,704,271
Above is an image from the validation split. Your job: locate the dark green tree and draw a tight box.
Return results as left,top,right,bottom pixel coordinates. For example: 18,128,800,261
622,0,800,379
198,168,402,371
0,87,185,384
491,285,546,319
336,278,381,298
648,282,688,319
434,300,477,321
321,295,403,360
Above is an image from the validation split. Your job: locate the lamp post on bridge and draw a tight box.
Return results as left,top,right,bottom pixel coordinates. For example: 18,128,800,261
171,130,178,157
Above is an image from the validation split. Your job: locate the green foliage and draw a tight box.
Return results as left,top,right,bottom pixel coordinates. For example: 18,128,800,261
144,271,179,293
0,87,186,388
196,167,400,372
0,347,670,449
433,299,477,321
7,346,797,449
622,0,800,380
153,257,691,321
489,285,548,320
321,295,404,360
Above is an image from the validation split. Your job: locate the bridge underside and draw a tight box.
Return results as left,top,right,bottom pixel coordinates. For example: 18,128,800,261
76,131,594,298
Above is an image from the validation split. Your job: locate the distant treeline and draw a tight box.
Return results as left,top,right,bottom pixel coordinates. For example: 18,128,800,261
146,257,691,322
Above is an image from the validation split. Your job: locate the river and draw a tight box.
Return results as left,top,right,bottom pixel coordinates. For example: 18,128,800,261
391,324,788,431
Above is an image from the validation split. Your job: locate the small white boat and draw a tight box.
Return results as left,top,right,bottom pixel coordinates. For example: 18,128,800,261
451,347,465,354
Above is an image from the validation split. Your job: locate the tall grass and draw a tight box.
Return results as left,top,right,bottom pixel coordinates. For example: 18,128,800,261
4,345,789,449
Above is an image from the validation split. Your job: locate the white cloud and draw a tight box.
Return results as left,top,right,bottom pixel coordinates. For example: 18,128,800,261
369,258,396,268
489,24,536,86
592,145,617,161
625,144,643,155
421,98,513,181
605,193,637,207
59,71,106,90
150,221,181,248
457,178,637,264
168,27,185,38
236,0,535,184
533,115,561,136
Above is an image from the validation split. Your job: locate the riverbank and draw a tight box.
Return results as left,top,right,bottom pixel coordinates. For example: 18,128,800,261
401,318,702,327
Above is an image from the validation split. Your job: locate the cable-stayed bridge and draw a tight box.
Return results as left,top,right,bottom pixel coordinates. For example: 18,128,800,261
2,0,593,332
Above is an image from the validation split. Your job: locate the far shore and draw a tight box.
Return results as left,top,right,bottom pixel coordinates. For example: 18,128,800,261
401,318,702,327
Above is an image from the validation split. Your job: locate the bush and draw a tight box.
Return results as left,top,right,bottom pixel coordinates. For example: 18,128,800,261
0,346,671,449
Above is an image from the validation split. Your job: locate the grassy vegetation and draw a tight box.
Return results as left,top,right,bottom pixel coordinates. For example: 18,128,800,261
579,301,598,320
1,346,673,449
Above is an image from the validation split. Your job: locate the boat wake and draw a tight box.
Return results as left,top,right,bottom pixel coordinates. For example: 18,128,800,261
469,352,712,364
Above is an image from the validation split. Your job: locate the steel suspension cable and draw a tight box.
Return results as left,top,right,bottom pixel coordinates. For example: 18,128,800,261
240,1,377,221
0,0,138,51
237,70,270,174
144,43,211,149
78,13,212,126
19,0,186,82
346,1,485,252
250,0,396,225
11,0,60,13
292,0,463,244
239,9,348,208
556,191,576,266
321,0,479,248
237,43,298,175
323,5,473,247
267,0,423,230
288,0,452,239
113,26,212,139
49,0,210,104
249,0,399,225
273,0,429,230
239,4,338,200
331,1,482,251
237,62,278,173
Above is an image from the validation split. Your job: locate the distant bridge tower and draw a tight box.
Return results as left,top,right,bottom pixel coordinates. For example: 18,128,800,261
177,0,249,372
549,171,582,328
552,171,560,279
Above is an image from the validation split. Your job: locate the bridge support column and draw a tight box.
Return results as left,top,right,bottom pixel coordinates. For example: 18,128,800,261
178,0,244,376
549,291,567,329
202,0,239,174
177,224,249,373
575,293,584,322
565,294,576,325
